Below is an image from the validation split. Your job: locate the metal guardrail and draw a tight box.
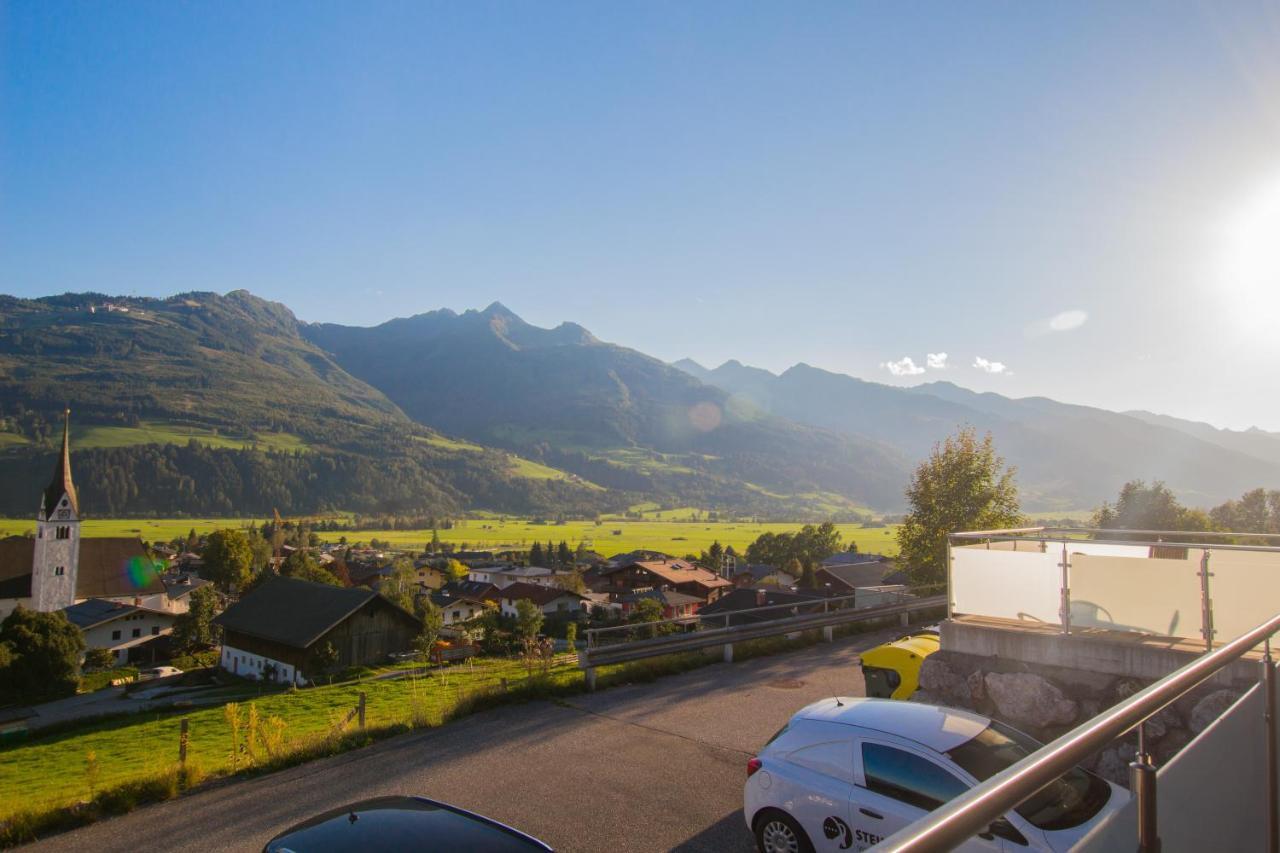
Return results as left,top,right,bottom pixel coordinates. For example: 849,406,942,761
578,593,946,687
873,608,1280,853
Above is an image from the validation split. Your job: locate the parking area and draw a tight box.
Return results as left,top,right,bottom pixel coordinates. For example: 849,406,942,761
27,628,900,852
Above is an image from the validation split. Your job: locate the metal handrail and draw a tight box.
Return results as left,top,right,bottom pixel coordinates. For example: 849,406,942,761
874,608,1280,852
950,526,1280,554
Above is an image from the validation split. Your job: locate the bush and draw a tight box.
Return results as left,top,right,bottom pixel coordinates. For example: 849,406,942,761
83,649,117,671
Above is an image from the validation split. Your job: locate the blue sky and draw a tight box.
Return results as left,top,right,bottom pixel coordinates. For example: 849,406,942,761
3,2,1280,429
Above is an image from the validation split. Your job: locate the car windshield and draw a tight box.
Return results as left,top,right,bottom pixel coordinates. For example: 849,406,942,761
946,720,1111,831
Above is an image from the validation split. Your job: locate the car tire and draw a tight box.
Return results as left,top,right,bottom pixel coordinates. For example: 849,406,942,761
754,809,814,853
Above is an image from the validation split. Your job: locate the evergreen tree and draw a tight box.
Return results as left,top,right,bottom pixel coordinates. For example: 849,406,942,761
529,541,545,566
0,606,85,702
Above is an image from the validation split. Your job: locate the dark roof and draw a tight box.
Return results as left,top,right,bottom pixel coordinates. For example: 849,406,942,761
0,536,161,600
61,598,171,630
75,538,166,598
618,588,702,607
699,587,826,616
0,536,35,597
213,575,419,650
817,561,898,591
496,582,586,606
734,563,784,581
820,551,886,568
42,410,79,519
435,580,497,602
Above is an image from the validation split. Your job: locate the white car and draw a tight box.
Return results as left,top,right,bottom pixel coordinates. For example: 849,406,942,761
744,698,1128,853
137,665,183,681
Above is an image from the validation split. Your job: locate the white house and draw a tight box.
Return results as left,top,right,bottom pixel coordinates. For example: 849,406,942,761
61,599,178,665
496,582,588,618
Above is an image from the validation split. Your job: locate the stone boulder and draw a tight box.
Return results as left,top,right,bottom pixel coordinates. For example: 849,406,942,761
1189,689,1242,734
984,672,1079,728
1091,747,1130,787
918,657,971,706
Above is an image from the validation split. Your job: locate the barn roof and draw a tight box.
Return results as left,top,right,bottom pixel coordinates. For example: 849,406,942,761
213,575,419,650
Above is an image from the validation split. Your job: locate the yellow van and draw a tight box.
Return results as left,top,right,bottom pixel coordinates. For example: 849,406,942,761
859,629,940,700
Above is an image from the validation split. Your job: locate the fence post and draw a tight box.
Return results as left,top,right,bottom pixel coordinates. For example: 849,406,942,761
357,692,366,729
823,626,834,643
1264,638,1278,853
179,717,189,766
1130,723,1161,853
723,643,734,663
1199,550,1215,651
585,666,597,692
1058,542,1072,635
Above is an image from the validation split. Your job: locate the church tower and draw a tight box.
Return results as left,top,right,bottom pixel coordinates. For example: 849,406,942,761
31,410,81,612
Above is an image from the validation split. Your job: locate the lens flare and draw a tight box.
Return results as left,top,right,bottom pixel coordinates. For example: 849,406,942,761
688,401,723,432
126,556,161,589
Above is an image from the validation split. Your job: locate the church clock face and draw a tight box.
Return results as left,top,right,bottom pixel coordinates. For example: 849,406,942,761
57,510,69,519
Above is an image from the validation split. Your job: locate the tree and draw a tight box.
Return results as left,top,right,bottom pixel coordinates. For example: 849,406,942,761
1211,488,1280,535
83,648,117,671
557,541,572,567
430,528,442,553
628,597,669,639
565,622,577,649
381,557,418,611
799,560,817,589
529,542,545,566
897,428,1023,587
513,599,544,646
413,598,443,662
279,550,341,586
555,570,587,594
444,559,469,582
0,606,85,702
1094,480,1211,534
172,585,222,652
745,523,843,569
784,558,803,582
306,640,339,684
203,529,254,592
700,541,725,574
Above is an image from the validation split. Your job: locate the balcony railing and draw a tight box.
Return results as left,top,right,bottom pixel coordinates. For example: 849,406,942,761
947,527,1280,648
873,606,1280,852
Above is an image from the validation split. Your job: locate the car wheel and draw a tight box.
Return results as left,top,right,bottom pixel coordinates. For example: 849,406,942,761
754,809,814,853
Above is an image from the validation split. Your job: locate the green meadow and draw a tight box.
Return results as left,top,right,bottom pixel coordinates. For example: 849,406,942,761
68,420,309,454
0,517,899,556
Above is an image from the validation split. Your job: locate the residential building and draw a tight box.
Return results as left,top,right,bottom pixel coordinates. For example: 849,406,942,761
596,559,733,603
731,563,797,588
617,587,702,620
815,556,906,595
495,582,588,618
429,583,492,626
62,598,178,665
468,565,572,589
698,587,828,627
212,576,421,685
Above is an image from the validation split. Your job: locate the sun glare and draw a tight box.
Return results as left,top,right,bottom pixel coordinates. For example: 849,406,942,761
1218,173,1280,333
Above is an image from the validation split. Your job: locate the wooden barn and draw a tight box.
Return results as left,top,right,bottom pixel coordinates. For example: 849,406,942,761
213,576,421,685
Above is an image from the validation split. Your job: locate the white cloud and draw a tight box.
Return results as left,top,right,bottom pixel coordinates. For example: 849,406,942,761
973,356,1009,374
926,352,949,369
1049,309,1088,332
882,356,926,377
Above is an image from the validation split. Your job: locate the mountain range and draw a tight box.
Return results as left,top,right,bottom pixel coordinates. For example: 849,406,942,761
1,289,1276,518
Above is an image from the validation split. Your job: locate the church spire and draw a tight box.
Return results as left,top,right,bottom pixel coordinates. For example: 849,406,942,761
42,408,78,519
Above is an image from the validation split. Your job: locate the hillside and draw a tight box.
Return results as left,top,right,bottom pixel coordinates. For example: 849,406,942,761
0,293,615,518
676,359,1280,510
305,303,909,514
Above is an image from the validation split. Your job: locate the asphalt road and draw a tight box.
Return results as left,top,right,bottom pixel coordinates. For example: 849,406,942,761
24,627,903,853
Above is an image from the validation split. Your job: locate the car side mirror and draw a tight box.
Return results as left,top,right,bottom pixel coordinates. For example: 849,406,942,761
978,817,1027,846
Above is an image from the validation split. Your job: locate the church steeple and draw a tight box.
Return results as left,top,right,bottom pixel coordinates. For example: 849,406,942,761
42,409,78,520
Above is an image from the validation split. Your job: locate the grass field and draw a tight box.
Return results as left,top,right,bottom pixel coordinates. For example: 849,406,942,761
0,658,579,819
415,433,603,487
0,516,900,555
68,420,309,453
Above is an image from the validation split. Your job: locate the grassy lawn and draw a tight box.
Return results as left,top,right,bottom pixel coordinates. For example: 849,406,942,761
0,518,900,556
0,658,576,819
69,420,308,453
0,433,30,448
